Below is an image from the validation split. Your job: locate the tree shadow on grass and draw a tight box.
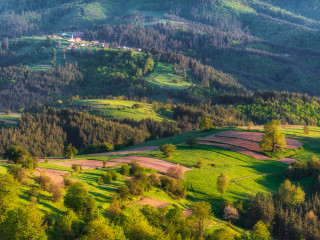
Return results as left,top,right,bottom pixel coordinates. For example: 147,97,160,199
39,201,65,215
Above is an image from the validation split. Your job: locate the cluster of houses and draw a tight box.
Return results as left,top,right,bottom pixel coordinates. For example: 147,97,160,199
49,32,142,52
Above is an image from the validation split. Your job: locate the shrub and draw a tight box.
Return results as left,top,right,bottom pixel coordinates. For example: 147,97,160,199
7,165,28,183
100,170,118,184
60,210,80,239
84,145,99,154
38,170,54,191
129,160,145,175
285,161,311,180
4,145,29,164
51,184,63,203
110,170,118,180
99,142,113,152
159,144,177,158
128,179,145,196
106,201,123,221
166,164,185,180
27,187,40,202
64,182,96,219
223,205,239,224
149,174,161,187
101,172,112,184
304,125,310,135
197,158,203,169
121,164,130,176
64,144,78,158
309,156,320,171
186,137,198,148
22,157,38,171
103,160,107,168
132,103,143,109
160,176,186,199
199,118,213,131
72,164,80,173
63,175,72,186
114,143,124,151
116,185,131,200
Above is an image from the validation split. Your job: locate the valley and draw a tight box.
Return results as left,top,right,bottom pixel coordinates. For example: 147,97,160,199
1,0,320,239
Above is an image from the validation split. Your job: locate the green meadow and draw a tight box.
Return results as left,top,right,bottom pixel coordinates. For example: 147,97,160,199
146,62,193,91
2,125,320,236
71,99,171,121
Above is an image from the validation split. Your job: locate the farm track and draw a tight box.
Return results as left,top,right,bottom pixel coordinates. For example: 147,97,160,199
88,146,159,156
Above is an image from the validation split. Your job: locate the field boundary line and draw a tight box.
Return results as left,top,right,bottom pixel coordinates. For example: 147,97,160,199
232,172,283,194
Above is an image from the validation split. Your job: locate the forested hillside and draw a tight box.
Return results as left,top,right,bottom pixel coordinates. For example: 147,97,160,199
1,0,320,95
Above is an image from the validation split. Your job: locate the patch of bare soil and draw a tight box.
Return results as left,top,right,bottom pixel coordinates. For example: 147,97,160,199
202,136,263,152
90,146,159,156
198,141,271,161
278,158,298,165
110,156,192,173
213,131,303,149
135,197,171,209
52,160,120,169
33,167,70,186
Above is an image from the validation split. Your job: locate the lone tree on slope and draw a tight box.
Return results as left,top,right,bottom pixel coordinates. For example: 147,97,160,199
217,172,230,198
260,120,286,152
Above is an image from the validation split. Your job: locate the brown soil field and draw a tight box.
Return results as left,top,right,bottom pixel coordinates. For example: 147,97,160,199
135,197,171,208
52,160,121,169
33,167,70,186
39,146,159,163
198,141,271,161
214,131,303,149
277,158,298,165
202,136,263,152
110,156,192,173
90,146,159,156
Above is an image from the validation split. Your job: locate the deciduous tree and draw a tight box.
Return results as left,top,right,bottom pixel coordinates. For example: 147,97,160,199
217,172,230,198
191,201,212,240
160,144,177,158
260,120,286,152
0,207,47,240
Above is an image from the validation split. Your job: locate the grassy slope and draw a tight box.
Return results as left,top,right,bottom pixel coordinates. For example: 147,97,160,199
2,125,319,235
0,114,21,122
146,62,193,90
70,99,171,121
66,126,320,208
